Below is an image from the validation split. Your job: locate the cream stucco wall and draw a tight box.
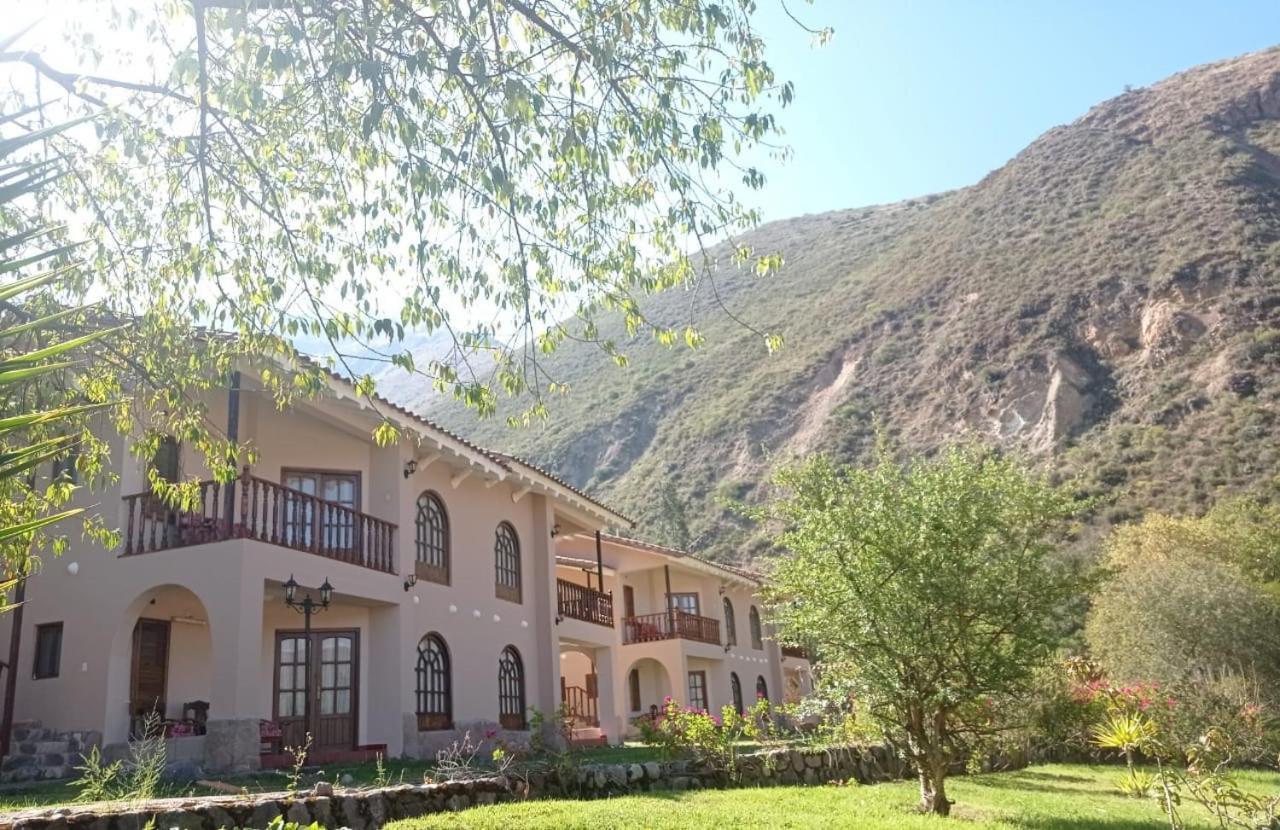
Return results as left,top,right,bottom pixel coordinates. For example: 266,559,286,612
0,379,594,763
0,378,809,765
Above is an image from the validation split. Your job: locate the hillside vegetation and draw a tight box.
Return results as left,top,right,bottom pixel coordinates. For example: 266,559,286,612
387,47,1280,563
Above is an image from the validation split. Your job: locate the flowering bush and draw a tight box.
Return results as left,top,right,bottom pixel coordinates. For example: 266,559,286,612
639,695,780,777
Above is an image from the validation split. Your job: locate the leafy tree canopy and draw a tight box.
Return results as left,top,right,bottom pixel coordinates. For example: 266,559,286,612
756,445,1089,815
1085,508,1280,690
0,0,825,442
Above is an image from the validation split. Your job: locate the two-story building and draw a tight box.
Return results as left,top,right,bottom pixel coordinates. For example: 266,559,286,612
552,534,812,743
0,361,810,780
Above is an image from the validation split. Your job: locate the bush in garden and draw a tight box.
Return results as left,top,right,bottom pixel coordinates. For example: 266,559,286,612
639,696,781,777
1086,512,1280,693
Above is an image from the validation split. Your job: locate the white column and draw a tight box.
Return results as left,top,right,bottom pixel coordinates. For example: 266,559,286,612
593,645,620,741
529,496,560,717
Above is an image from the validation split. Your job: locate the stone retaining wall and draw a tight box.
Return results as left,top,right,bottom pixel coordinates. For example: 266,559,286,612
0,745,1027,830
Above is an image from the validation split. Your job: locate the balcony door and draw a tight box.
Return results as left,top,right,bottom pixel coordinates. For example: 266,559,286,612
668,592,700,616
282,469,360,550
274,629,359,752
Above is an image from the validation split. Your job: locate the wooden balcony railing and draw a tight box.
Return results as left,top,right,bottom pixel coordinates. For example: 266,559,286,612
781,644,810,660
561,685,598,727
556,579,613,627
623,610,721,646
121,468,397,573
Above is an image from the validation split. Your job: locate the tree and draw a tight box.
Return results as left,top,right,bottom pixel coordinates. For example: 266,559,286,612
1085,511,1280,690
0,1,827,431
756,446,1088,816
0,110,124,605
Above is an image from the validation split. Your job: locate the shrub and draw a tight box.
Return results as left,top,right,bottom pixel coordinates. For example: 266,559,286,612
1086,513,1280,692
640,696,781,778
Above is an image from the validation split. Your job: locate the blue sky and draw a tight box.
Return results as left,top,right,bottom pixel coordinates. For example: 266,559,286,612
750,0,1280,221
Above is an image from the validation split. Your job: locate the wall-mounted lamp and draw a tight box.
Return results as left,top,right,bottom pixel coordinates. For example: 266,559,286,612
550,522,562,538
404,573,418,592
403,459,418,479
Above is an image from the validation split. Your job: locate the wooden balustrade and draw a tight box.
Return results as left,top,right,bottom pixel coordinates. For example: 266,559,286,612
561,685,598,727
556,579,613,627
781,644,810,660
122,470,397,574
622,610,721,645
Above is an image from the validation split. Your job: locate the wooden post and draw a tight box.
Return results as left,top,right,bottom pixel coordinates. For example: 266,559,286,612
664,564,674,635
0,578,25,757
222,371,241,536
595,530,604,591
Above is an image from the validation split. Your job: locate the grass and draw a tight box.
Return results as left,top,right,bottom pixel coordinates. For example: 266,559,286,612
0,756,438,813
384,764,1280,830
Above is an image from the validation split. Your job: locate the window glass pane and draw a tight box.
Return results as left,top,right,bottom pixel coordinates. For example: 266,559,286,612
322,638,336,661
320,690,334,715
321,663,335,687
337,637,351,661
279,665,294,690
336,664,350,687
336,689,351,714
280,638,295,663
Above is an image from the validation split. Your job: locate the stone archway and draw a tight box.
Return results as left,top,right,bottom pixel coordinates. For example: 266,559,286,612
103,584,214,746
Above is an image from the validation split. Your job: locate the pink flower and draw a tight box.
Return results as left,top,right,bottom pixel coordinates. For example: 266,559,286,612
483,728,497,740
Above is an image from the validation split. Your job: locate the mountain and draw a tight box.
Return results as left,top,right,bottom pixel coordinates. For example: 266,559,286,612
387,47,1280,563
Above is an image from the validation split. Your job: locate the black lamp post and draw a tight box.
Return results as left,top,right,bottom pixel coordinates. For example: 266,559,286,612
283,574,332,738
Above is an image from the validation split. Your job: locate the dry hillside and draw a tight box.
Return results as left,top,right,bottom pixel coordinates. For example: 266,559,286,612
389,47,1280,562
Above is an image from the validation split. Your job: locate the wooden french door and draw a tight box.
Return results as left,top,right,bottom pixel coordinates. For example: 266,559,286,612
274,630,359,752
281,469,360,550
129,619,170,735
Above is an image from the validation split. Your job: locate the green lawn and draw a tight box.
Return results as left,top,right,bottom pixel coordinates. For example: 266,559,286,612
385,764,1280,830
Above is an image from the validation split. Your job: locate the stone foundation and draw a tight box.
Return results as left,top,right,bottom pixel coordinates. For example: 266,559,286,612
0,722,101,784
202,719,261,775
0,745,1029,829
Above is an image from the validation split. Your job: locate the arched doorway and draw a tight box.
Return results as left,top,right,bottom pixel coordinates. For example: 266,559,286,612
103,585,214,745
622,657,671,734
559,646,598,727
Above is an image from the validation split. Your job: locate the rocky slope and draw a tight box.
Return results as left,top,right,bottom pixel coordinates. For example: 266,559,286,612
391,47,1280,562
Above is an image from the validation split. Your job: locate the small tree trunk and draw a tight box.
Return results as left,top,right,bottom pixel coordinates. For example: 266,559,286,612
917,765,934,811
921,760,952,816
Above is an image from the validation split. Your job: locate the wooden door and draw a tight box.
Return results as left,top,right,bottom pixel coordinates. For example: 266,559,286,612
623,585,636,618
130,619,170,732
314,632,357,750
273,630,358,752
274,633,310,748
282,470,359,550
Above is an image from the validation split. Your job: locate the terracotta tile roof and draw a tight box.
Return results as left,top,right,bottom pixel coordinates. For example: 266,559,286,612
293,353,633,526
597,532,762,585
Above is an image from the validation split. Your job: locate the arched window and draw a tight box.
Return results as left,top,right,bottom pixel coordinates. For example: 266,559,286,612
730,672,744,715
414,491,449,584
415,634,451,730
749,605,763,650
722,597,737,647
498,646,526,729
494,523,522,603
756,675,769,702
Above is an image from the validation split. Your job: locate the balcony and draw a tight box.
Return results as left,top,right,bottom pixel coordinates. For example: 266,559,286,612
623,610,721,646
121,469,398,574
781,644,810,660
556,579,613,627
